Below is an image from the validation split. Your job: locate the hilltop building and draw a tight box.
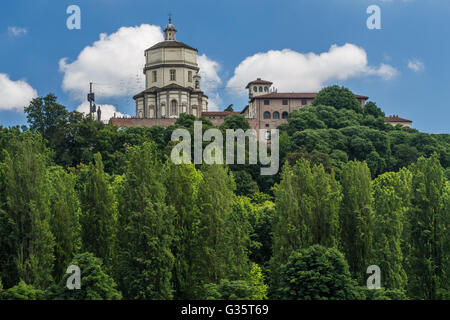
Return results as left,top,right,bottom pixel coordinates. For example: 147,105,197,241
241,78,368,137
133,17,208,119
384,115,413,128
111,18,412,135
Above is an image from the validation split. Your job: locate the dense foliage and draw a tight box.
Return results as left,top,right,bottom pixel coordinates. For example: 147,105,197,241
0,87,448,300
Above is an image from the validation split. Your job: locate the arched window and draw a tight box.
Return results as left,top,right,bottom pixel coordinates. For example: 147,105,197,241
273,111,280,119
282,111,288,119
253,86,257,92
195,80,200,89
263,111,271,119
264,86,268,92
171,100,177,115
259,86,263,92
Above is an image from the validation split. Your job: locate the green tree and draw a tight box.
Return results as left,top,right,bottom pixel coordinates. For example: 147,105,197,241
233,170,259,196
116,143,174,299
339,161,374,283
406,154,448,299
224,104,234,112
24,94,69,148
48,166,82,281
277,245,360,300
192,165,250,290
0,133,55,288
203,263,268,300
271,159,341,278
1,280,45,300
312,85,363,113
248,196,275,266
48,252,121,300
164,162,203,299
79,153,115,267
220,114,250,130
372,170,411,291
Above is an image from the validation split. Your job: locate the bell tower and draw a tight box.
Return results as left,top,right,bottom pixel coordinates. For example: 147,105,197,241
164,15,177,41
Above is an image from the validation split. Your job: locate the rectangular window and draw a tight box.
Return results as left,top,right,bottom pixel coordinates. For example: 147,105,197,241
170,69,176,81
282,99,288,105
302,99,308,105
152,71,157,82
188,71,192,82
264,100,270,105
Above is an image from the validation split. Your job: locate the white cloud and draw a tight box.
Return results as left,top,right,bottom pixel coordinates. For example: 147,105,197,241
59,24,223,112
0,73,38,111
8,26,27,37
198,54,222,111
226,44,398,96
408,59,425,72
59,24,163,101
76,101,129,122
366,63,399,79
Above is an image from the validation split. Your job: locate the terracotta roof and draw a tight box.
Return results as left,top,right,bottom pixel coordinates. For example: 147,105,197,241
146,41,198,52
245,78,273,89
202,111,240,117
252,92,369,100
385,115,412,123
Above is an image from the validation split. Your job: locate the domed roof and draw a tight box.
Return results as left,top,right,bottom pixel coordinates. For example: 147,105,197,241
146,40,198,52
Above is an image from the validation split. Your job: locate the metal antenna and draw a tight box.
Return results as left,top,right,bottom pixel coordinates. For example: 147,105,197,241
87,82,96,119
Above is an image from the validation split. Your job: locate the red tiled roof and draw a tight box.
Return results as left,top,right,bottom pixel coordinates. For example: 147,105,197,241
202,111,240,117
245,78,273,89
385,115,412,123
253,92,369,100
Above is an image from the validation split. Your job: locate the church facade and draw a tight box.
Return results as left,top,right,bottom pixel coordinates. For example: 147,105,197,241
133,18,208,119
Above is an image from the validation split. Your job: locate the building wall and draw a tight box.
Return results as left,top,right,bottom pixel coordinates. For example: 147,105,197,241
386,121,412,128
111,117,177,127
111,115,255,128
252,98,314,131
145,47,198,89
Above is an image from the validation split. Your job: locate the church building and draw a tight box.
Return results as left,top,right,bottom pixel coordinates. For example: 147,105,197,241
133,17,208,119
111,17,412,132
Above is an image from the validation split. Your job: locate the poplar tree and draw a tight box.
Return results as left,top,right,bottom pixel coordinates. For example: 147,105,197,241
272,160,313,273
372,169,411,291
0,134,55,288
311,165,341,248
164,161,202,299
79,153,115,267
271,159,341,291
407,154,448,299
339,160,374,283
48,166,82,281
192,165,243,288
116,142,174,299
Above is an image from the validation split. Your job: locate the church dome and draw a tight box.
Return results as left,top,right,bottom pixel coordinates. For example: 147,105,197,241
146,40,197,52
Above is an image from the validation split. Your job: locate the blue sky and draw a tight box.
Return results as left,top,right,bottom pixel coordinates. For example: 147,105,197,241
0,0,449,133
